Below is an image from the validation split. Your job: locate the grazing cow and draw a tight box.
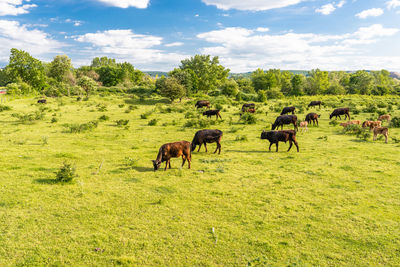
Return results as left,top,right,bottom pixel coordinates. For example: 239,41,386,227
203,109,222,119
329,108,350,120
37,99,47,104
340,120,361,127
242,103,255,112
305,113,320,126
191,129,223,154
280,106,296,115
152,141,191,171
378,114,391,123
369,121,382,130
299,121,308,132
362,121,372,128
272,115,298,131
308,101,322,108
240,107,256,118
373,127,389,143
261,130,299,152
195,100,210,109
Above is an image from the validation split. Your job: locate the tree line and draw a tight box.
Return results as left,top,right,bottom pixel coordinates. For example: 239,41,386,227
0,49,399,101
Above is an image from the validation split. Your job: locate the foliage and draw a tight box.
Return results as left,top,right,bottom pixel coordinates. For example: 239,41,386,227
220,79,239,97
63,120,98,133
11,111,44,124
156,76,185,101
55,162,77,183
48,55,73,83
77,76,97,97
115,119,129,127
391,117,400,128
0,104,12,112
240,113,257,124
98,115,110,121
148,119,158,126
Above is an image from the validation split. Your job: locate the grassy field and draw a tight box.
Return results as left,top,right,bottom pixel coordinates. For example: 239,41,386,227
0,94,399,266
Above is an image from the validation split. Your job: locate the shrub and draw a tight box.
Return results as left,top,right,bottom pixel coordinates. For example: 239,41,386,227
0,104,11,112
215,103,223,110
115,119,129,127
184,119,210,128
148,119,158,126
118,104,125,108
12,111,45,124
235,135,248,141
55,162,77,183
329,120,339,126
63,120,98,133
363,104,378,113
51,117,58,123
257,90,267,102
184,111,197,119
96,104,107,112
390,117,400,128
240,113,257,124
98,115,110,121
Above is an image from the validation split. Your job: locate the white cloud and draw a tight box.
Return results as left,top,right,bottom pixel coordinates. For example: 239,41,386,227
387,0,400,9
74,29,188,70
196,25,400,72
316,1,346,15
95,0,149,9
256,27,270,32
356,8,384,19
201,0,303,11
0,0,37,16
316,4,336,15
0,20,64,62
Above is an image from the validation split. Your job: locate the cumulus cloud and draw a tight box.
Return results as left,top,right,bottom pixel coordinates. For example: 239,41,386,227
0,20,64,62
165,42,184,47
74,29,188,70
0,0,37,16
95,0,149,9
196,25,400,72
316,1,346,15
387,0,400,9
356,8,384,19
201,0,303,11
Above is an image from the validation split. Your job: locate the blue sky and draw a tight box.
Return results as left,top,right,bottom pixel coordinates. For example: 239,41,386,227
0,0,399,72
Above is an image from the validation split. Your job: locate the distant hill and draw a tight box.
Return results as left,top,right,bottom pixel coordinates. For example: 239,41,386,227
144,71,168,78
390,72,400,79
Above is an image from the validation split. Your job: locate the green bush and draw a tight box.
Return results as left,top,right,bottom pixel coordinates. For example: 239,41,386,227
235,135,248,141
390,117,400,128
240,113,257,124
148,119,158,126
115,119,129,127
329,120,339,126
51,117,58,123
63,120,98,133
184,119,211,128
98,115,110,121
363,104,378,113
12,111,45,124
55,162,77,183
0,104,12,112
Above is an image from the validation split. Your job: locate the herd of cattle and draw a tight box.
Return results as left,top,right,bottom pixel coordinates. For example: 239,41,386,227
152,100,392,171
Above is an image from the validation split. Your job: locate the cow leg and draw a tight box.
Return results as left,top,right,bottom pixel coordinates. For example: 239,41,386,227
276,143,279,152
288,140,293,152
348,113,351,120
218,113,222,120
198,143,202,152
169,161,172,169
373,133,377,141
281,125,283,130
338,115,341,120
295,141,299,152
213,142,220,154
187,156,191,169
204,142,208,152
269,142,272,151
316,119,319,126
164,161,169,171
182,155,186,167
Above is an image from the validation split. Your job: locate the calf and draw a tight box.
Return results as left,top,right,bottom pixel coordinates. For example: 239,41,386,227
37,99,47,104
242,103,255,112
203,109,222,119
305,113,320,126
308,101,322,108
340,120,361,127
280,106,296,115
373,127,389,143
195,100,210,109
299,121,308,132
378,114,391,122
330,108,350,120
191,129,223,154
152,141,191,171
363,121,381,130
261,130,299,152
272,115,298,131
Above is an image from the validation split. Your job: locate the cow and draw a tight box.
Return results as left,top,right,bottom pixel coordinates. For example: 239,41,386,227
272,115,298,131
240,107,256,118
299,121,308,132
203,109,222,119
378,114,391,123
362,121,381,130
261,130,299,152
305,113,320,126
280,106,296,115
195,100,210,109
308,101,322,108
152,141,192,171
37,99,47,104
242,103,255,112
191,129,223,154
329,108,350,120
373,127,389,143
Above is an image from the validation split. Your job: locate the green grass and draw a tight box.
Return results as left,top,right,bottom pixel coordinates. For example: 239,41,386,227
0,95,400,266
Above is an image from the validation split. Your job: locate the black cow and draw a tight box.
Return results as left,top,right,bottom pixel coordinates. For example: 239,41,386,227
330,108,350,120
195,100,210,109
191,129,223,154
308,101,322,108
37,99,47,104
261,130,299,152
305,113,320,126
242,103,255,112
203,110,222,119
272,115,298,131
280,106,296,115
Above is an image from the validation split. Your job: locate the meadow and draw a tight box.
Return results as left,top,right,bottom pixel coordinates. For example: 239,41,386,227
0,93,399,266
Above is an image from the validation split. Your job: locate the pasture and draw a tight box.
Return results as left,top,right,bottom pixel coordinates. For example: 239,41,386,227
0,94,400,266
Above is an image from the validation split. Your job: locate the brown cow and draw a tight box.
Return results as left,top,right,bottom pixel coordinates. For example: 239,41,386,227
378,114,391,123
299,121,308,132
305,113,320,126
203,109,222,119
195,100,210,109
152,141,191,171
373,127,389,143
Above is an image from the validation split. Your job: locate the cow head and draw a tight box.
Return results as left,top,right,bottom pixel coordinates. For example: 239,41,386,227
152,160,161,171
261,130,268,139
329,113,333,119
190,142,197,152
271,123,277,130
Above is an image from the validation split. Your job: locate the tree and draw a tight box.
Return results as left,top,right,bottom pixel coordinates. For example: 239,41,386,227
78,76,97,98
179,55,229,93
168,68,194,96
156,77,185,102
348,71,374,94
280,71,293,96
304,69,330,95
236,78,254,93
97,66,124,87
290,74,305,96
7,48,46,90
48,55,73,83
220,79,239,97
91,57,116,67
251,69,276,91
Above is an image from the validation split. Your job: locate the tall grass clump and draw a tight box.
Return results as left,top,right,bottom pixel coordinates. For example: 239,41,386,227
0,104,12,112
63,120,98,133
55,162,77,183
12,111,45,124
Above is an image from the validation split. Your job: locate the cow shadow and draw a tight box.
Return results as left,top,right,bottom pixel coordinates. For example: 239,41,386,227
133,166,154,172
34,178,56,184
